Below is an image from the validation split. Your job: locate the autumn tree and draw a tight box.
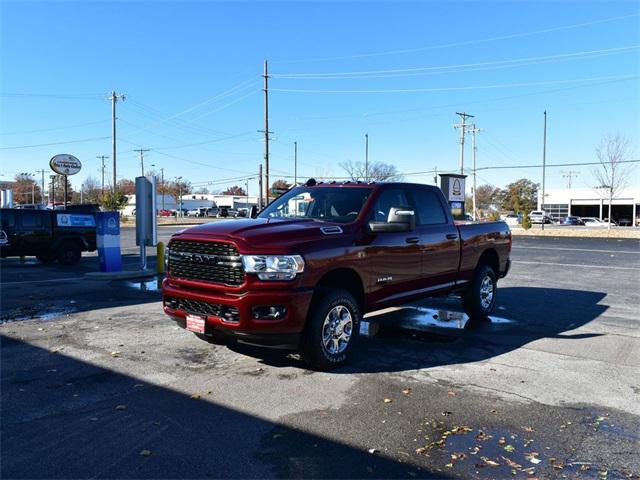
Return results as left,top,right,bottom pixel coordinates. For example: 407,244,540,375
592,134,635,230
339,160,401,182
116,179,136,195
498,179,539,214
475,184,500,210
12,173,43,205
222,185,246,196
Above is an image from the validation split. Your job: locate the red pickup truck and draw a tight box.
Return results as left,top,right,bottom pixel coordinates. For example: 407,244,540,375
163,180,511,369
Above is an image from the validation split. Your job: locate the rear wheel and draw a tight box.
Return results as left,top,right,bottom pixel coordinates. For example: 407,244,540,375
300,289,360,370
57,241,82,265
462,265,497,320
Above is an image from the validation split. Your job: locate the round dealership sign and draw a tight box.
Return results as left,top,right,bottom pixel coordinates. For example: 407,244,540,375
50,154,82,175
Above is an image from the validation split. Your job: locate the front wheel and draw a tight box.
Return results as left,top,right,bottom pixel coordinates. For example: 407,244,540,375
57,241,82,265
462,265,497,320
300,289,360,370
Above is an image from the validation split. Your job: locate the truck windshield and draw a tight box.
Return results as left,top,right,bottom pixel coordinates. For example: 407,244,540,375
259,187,373,223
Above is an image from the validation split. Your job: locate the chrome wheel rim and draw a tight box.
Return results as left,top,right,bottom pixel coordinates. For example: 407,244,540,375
480,275,495,310
322,305,353,355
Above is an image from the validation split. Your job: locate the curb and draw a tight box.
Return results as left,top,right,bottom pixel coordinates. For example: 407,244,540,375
85,269,156,280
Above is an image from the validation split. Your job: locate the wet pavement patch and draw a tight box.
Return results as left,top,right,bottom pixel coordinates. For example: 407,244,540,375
0,302,78,324
414,416,638,479
122,276,163,292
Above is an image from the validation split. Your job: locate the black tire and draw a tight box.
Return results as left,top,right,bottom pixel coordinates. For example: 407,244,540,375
300,289,360,371
36,254,55,264
193,332,228,345
462,265,497,320
57,241,82,266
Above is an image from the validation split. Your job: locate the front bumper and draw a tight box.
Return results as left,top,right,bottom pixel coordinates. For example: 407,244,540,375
162,278,314,343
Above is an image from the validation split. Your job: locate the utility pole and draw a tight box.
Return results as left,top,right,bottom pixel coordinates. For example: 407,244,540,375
562,170,579,189
96,155,109,199
294,141,298,185
160,167,165,211
541,111,547,231
365,133,369,182
134,149,150,177
176,176,183,218
469,125,483,221
258,164,264,209
433,166,438,185
109,91,125,192
36,169,46,205
50,175,56,206
245,178,250,209
262,60,271,204
454,112,474,175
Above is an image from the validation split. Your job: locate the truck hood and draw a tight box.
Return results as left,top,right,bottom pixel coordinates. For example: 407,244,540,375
172,218,347,251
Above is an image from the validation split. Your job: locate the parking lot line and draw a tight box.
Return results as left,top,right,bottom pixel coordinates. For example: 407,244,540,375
514,260,640,271
513,246,639,255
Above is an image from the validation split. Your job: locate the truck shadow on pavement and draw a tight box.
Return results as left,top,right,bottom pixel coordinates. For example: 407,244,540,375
229,287,608,374
0,335,447,479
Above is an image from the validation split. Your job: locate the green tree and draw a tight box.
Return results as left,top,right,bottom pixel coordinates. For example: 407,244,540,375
13,173,43,204
521,211,532,230
499,178,539,214
222,185,246,196
101,191,128,211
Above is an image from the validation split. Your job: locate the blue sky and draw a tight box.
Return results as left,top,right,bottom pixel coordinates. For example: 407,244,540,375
1,0,638,195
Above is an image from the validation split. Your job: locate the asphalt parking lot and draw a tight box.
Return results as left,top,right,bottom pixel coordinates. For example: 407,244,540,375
1,229,639,479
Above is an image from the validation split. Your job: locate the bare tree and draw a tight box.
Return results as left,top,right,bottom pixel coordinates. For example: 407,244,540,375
592,134,634,230
339,160,401,182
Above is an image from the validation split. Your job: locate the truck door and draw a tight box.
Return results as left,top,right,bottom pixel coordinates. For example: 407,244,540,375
364,188,423,307
0,210,18,256
16,211,53,256
408,187,461,288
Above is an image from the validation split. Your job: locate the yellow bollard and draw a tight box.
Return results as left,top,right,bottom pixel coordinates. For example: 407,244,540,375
157,242,165,274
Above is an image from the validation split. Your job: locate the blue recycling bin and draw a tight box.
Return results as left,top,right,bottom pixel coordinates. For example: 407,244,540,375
96,212,122,272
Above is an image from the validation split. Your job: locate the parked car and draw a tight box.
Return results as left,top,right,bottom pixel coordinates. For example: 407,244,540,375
617,217,633,227
582,217,608,227
158,209,173,217
205,207,220,217
502,214,521,226
163,180,512,370
0,208,96,265
529,210,553,224
602,218,618,226
187,207,209,217
217,207,229,218
560,216,585,226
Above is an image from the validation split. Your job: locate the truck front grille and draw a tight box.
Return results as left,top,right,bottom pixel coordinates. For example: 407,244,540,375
168,240,244,286
164,296,240,323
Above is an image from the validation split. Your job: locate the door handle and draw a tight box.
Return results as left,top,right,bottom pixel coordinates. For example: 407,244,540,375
446,233,458,240
405,237,420,244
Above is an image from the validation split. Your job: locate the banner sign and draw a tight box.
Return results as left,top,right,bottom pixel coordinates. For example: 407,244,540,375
56,213,96,227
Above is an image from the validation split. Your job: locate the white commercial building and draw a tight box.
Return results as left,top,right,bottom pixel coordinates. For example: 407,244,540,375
538,186,640,226
122,193,259,216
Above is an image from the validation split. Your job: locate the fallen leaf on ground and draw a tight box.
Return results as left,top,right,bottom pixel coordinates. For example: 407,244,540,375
444,463,453,468
442,411,452,416
115,405,127,411
447,391,457,397
190,394,200,400
368,448,379,454
402,389,412,395
501,456,522,468
383,398,393,403
523,426,535,432
110,351,120,357
503,444,515,453
140,449,152,456
498,437,506,445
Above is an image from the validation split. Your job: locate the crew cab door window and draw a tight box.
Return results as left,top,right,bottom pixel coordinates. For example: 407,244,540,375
411,189,447,225
371,189,409,222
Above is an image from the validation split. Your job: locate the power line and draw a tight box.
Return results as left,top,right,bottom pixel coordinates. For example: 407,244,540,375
272,46,638,78
270,74,639,94
0,136,110,150
272,13,638,63
0,92,105,99
1,119,110,136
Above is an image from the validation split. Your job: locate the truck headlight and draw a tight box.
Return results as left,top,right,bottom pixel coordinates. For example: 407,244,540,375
241,255,305,281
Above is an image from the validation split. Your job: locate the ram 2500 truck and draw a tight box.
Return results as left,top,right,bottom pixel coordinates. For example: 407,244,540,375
162,180,511,369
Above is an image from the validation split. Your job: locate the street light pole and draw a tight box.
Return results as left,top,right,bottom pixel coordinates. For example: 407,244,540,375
541,111,547,231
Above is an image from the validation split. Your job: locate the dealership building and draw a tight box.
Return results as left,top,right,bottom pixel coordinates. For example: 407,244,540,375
538,186,640,226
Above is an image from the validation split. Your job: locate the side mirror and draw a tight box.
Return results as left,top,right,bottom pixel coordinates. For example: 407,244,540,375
368,206,415,233
250,205,258,219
